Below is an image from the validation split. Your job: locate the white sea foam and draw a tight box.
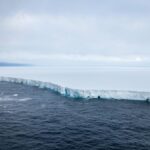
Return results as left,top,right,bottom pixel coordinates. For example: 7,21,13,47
0,95,32,102
0,96,14,102
18,98,32,102
0,76,150,101
13,94,18,97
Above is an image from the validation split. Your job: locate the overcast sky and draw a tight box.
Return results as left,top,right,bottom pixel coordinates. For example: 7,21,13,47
0,0,150,66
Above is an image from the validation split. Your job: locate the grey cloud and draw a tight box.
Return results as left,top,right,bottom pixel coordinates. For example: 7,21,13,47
0,0,150,66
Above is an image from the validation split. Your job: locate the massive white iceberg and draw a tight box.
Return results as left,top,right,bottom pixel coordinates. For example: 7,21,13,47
0,76,150,101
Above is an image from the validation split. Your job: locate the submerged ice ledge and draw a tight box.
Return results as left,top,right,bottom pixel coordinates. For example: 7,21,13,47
0,76,150,101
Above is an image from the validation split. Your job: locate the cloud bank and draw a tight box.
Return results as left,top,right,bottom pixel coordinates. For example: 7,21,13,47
0,0,150,66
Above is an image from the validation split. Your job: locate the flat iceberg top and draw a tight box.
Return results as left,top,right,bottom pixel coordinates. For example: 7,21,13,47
0,76,150,101
0,66,150,92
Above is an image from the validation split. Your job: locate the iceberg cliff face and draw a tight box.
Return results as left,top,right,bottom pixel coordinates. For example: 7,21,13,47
0,77,150,101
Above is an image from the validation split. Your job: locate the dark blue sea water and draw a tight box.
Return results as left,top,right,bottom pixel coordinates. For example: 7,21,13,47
0,82,150,150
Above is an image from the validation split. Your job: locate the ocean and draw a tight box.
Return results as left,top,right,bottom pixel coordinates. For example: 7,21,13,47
0,81,150,150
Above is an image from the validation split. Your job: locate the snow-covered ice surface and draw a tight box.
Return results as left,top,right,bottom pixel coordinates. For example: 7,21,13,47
0,66,150,89
0,66,150,101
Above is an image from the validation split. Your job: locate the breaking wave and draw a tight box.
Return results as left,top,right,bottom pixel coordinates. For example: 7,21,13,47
0,95,32,102
0,77,150,101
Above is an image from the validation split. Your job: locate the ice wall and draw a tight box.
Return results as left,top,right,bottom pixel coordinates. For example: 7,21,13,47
0,77,150,101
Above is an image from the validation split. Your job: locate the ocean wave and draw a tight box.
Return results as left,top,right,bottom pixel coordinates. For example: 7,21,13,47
0,77,150,101
0,95,32,102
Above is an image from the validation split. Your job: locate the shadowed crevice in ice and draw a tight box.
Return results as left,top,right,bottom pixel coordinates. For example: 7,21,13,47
0,76,150,101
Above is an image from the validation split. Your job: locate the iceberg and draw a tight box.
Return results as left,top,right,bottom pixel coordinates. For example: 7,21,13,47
0,76,150,101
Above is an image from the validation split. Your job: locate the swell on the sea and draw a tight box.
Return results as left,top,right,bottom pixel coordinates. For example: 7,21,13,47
0,76,150,101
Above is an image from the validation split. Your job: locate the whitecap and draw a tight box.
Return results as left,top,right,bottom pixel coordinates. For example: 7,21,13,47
13,94,18,97
18,98,32,102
